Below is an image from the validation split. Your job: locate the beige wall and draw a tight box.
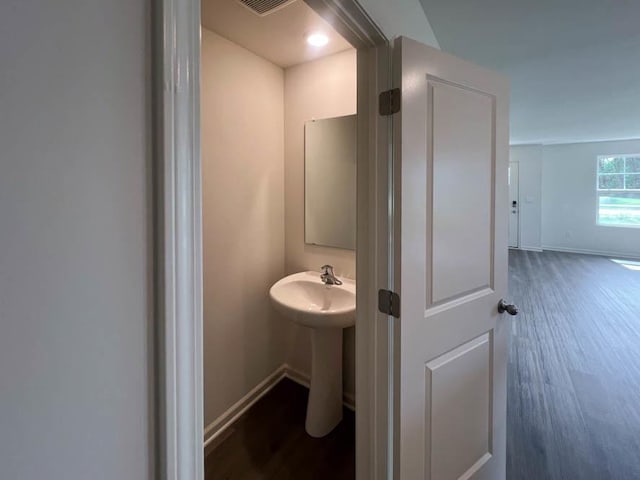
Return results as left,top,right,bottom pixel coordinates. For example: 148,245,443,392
0,1,152,478
201,29,289,427
284,49,357,395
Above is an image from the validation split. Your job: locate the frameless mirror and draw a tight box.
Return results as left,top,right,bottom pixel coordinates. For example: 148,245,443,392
304,115,356,250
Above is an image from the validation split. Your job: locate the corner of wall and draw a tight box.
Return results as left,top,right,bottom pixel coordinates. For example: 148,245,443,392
357,0,440,49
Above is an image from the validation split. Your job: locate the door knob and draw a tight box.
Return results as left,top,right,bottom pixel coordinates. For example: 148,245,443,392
498,299,519,315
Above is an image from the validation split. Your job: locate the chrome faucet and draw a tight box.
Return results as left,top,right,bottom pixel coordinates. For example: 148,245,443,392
320,265,342,285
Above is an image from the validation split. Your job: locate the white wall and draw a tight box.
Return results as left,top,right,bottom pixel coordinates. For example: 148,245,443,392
0,1,437,475
541,140,640,257
284,49,357,397
0,1,152,479
201,30,289,427
510,145,543,250
359,0,440,48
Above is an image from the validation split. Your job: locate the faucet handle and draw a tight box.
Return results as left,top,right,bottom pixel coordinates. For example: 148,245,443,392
321,264,334,274
320,265,342,285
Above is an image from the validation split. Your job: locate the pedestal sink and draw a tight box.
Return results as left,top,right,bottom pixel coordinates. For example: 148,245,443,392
269,271,355,437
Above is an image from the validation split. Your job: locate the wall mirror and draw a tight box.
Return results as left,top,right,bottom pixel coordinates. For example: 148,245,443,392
304,115,357,250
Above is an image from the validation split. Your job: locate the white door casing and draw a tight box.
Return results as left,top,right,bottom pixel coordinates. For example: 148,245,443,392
393,37,510,480
158,0,392,478
508,162,519,248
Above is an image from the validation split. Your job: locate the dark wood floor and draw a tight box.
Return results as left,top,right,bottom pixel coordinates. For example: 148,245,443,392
206,250,640,479
507,250,640,480
204,378,354,480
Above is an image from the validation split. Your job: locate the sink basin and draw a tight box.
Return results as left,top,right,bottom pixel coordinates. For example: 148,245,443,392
269,271,355,437
269,271,355,328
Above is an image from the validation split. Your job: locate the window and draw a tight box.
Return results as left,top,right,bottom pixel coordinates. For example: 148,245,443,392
597,155,640,227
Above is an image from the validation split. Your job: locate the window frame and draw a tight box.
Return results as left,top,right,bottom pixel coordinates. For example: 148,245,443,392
596,154,640,228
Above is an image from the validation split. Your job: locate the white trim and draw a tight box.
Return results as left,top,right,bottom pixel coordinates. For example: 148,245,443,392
203,365,288,448
355,42,393,480
511,137,640,147
158,0,389,479
542,245,640,259
284,365,356,411
157,0,203,479
518,246,543,252
203,364,356,449
293,3,391,479
282,363,310,388
596,221,640,229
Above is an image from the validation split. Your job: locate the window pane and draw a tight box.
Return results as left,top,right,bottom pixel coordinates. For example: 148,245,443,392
598,157,624,173
625,174,640,189
598,174,624,189
625,157,640,173
598,192,640,227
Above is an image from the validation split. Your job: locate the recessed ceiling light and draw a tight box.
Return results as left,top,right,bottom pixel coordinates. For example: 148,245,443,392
307,33,329,47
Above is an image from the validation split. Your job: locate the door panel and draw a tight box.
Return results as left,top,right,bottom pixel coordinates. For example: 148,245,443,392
393,36,509,480
427,333,491,480
431,80,494,304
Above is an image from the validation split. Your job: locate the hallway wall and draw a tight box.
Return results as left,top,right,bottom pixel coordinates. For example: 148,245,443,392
0,1,153,478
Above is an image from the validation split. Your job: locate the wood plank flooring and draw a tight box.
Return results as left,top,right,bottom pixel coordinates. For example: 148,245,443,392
204,378,354,480
205,250,640,479
507,250,640,479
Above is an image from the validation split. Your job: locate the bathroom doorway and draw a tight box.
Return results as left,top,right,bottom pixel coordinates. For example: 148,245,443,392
196,0,389,478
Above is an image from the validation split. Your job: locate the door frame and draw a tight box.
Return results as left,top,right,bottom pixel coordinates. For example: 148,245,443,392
508,161,520,248
155,1,393,479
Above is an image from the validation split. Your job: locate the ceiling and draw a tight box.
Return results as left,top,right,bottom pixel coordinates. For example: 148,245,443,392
419,0,640,145
201,0,353,68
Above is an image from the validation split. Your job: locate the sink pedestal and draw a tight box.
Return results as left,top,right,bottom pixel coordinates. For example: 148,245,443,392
269,271,355,438
305,327,343,437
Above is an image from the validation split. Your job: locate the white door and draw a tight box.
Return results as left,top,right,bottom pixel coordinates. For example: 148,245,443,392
392,37,511,480
508,162,519,248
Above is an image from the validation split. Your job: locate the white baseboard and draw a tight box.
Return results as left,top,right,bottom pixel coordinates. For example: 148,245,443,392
518,246,543,252
284,365,356,412
203,364,287,448
542,245,640,260
203,363,356,448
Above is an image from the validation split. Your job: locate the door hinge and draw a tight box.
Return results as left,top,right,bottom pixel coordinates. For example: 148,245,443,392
379,88,401,116
378,289,400,318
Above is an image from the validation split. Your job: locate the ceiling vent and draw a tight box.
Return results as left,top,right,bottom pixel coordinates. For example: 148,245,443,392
236,0,297,16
